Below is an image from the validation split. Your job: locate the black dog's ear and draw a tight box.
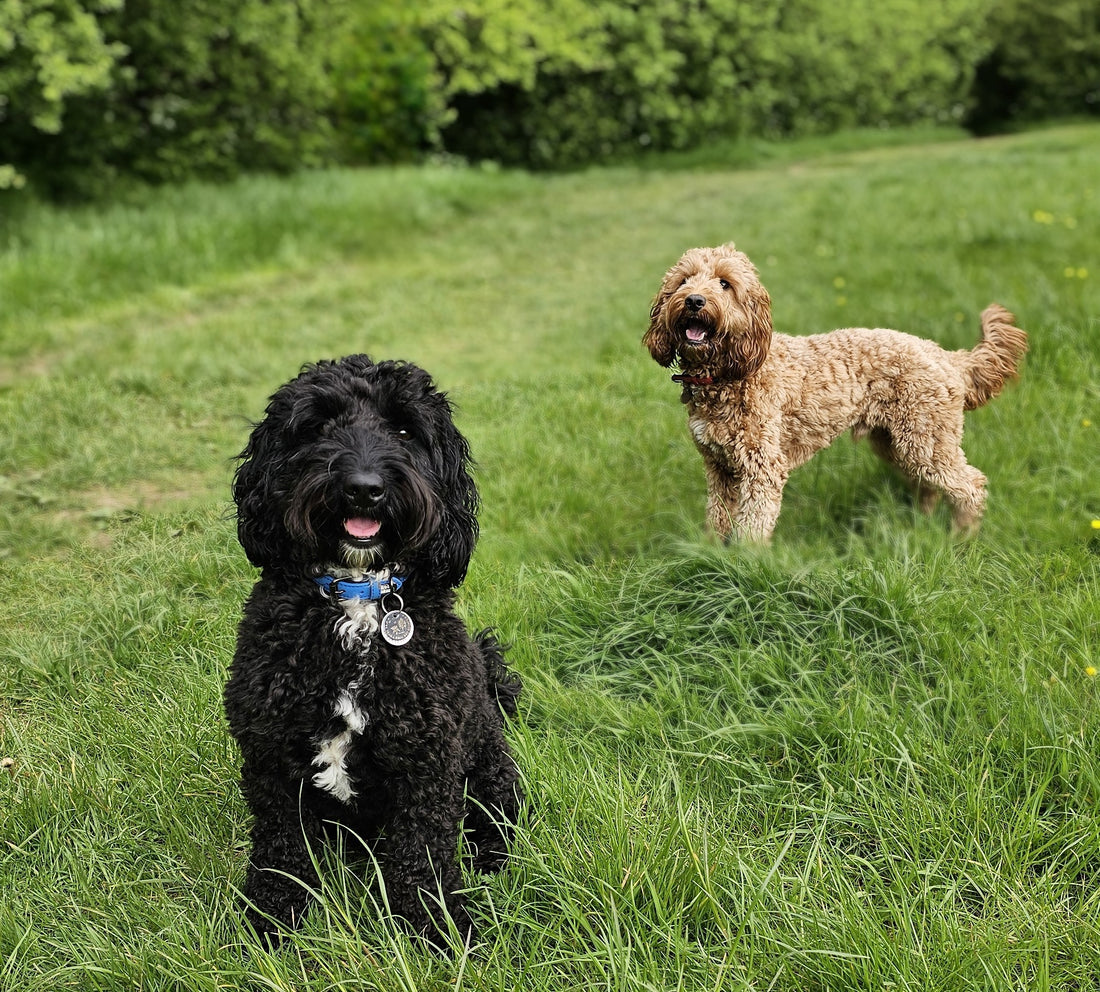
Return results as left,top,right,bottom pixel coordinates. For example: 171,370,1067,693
233,414,288,569
418,397,479,589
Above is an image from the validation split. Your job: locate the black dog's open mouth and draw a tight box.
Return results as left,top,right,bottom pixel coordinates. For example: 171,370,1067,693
343,516,381,547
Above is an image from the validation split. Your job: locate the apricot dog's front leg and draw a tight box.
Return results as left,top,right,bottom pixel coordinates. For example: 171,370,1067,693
734,458,787,543
696,419,787,544
702,456,740,542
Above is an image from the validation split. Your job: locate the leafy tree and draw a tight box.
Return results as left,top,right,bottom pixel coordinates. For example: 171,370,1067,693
436,0,993,168
329,4,445,164
969,0,1100,130
0,0,124,188
2,0,1096,191
5,0,339,196
767,0,995,134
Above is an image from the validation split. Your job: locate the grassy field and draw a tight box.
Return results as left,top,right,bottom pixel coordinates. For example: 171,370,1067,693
1,124,1098,991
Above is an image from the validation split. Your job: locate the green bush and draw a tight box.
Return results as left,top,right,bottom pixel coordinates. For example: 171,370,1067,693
425,0,610,166
6,0,337,196
105,0,335,182
439,0,785,167
968,0,1100,131
329,5,444,164
766,0,993,134
437,0,994,168
0,0,124,189
3,0,1097,190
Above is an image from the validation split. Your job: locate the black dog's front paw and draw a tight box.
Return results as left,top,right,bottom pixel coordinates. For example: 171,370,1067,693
442,898,477,948
242,902,290,949
239,871,313,946
469,838,511,875
389,885,477,953
419,904,478,956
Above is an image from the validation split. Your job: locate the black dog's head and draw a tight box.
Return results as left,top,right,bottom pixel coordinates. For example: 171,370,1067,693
234,356,478,588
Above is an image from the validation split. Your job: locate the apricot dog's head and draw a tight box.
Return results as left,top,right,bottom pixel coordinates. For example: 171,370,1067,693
644,243,773,381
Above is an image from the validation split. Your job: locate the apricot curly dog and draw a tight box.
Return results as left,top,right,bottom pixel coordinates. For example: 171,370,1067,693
644,243,1028,543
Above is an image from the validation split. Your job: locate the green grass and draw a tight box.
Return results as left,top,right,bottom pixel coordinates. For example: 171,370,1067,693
2,123,1099,991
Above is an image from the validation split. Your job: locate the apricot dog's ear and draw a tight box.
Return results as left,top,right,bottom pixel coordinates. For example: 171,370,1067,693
644,285,678,367
728,280,773,379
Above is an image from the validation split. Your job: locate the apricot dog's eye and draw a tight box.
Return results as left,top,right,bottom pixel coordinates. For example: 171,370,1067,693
719,279,731,290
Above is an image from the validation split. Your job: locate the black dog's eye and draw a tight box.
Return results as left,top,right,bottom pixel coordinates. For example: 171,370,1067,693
396,426,412,442
719,279,731,290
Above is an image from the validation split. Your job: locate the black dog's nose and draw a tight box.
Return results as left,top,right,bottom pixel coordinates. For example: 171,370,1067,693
684,294,706,312
344,471,384,507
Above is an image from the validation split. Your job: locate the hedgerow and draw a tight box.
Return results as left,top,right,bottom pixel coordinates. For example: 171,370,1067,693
1,0,1097,191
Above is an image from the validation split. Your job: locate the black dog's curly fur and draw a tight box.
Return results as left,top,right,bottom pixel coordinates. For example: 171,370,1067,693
224,355,523,944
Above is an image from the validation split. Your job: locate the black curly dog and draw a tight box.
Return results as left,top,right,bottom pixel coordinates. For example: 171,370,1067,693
224,355,523,945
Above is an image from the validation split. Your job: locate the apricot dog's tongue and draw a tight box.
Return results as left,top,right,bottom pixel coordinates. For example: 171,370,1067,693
344,517,380,540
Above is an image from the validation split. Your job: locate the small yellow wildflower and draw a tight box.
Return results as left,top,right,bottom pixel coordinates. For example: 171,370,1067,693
954,312,965,323
1033,209,1055,224
833,277,846,289
1086,666,1097,678
836,296,847,307
1077,268,1088,279
1083,419,1093,428
1091,519,1100,530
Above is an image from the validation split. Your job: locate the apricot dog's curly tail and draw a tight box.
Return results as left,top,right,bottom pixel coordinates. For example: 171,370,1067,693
962,304,1028,411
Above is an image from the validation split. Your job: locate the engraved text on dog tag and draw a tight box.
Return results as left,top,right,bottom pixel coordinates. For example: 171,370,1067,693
380,608,414,646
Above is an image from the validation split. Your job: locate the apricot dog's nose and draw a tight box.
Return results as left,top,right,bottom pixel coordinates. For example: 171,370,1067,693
684,294,706,312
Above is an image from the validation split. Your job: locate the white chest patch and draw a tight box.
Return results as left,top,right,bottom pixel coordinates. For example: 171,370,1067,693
333,598,381,652
312,688,369,802
311,566,391,801
690,416,725,458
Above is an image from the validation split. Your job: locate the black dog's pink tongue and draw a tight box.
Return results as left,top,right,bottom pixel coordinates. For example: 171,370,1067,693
344,517,380,539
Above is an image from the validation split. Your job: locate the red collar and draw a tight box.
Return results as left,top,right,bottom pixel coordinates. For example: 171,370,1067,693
670,373,715,386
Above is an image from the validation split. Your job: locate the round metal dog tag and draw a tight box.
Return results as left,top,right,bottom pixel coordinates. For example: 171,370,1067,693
380,608,414,646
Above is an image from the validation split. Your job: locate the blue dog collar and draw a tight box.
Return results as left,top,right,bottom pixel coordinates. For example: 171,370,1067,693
314,574,405,602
